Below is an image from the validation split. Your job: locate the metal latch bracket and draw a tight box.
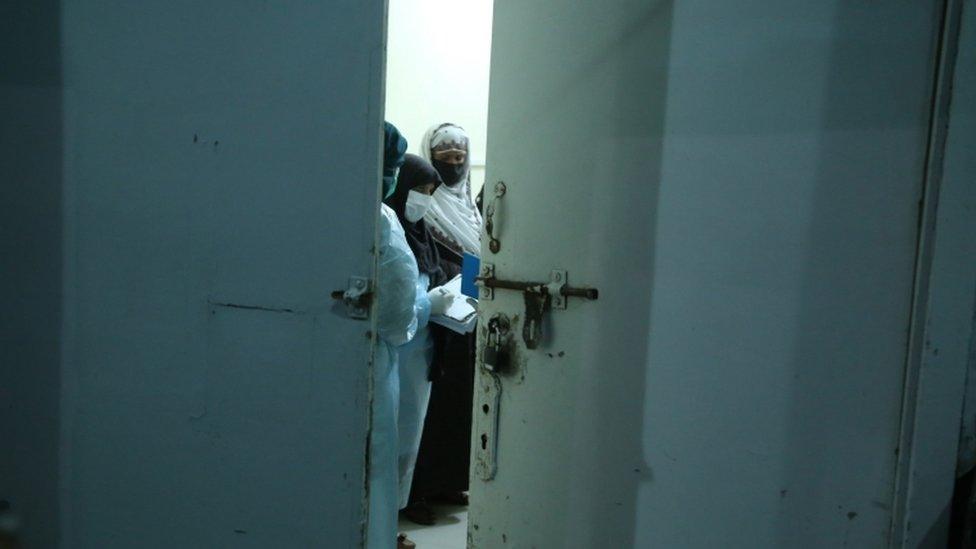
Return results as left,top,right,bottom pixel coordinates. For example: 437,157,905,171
330,276,372,320
475,267,598,348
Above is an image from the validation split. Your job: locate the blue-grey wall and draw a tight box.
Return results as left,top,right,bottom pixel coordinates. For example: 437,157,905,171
0,1,63,547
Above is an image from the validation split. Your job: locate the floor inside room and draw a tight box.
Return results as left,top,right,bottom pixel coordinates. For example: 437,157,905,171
399,504,468,548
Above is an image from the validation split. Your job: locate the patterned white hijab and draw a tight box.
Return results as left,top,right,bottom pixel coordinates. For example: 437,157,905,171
420,123,482,256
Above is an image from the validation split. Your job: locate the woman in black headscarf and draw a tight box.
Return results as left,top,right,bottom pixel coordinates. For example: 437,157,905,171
383,155,456,523
385,155,449,292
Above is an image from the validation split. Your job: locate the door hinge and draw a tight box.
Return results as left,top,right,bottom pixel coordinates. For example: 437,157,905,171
331,276,373,320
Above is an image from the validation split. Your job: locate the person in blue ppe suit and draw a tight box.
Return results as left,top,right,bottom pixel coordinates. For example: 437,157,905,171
383,155,454,515
370,122,412,549
370,124,454,549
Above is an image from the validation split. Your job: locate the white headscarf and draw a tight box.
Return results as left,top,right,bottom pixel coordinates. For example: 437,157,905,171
420,123,482,257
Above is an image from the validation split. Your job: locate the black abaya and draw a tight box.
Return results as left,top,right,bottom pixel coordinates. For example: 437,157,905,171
408,238,476,503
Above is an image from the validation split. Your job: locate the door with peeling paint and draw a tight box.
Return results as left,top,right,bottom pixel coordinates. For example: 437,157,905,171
52,1,385,547
470,1,943,547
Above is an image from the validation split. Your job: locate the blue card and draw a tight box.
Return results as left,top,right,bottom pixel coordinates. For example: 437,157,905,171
461,252,480,299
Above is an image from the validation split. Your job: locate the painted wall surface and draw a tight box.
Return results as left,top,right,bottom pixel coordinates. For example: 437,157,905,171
385,0,493,197
472,1,942,547
0,2,63,547
3,1,385,547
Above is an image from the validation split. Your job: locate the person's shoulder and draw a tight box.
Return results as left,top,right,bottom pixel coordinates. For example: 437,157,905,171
379,203,396,225
379,203,411,255
377,204,395,248
381,204,407,236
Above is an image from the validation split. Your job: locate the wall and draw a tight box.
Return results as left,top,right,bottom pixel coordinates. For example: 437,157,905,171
0,1,63,546
385,0,493,197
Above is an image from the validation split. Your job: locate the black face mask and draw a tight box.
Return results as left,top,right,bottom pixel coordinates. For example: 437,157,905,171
432,160,467,187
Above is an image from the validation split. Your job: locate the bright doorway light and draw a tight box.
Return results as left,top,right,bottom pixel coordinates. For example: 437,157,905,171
385,0,494,197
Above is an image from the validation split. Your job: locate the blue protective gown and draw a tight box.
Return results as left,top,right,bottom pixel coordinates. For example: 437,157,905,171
396,273,433,509
369,205,423,549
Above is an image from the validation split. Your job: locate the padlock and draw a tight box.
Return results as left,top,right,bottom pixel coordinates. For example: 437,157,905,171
483,314,512,374
484,338,500,372
488,339,511,375
493,344,511,374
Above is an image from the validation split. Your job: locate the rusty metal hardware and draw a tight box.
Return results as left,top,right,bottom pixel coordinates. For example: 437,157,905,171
474,370,502,481
475,315,511,481
484,181,507,254
484,313,514,374
475,263,600,301
478,263,496,301
522,291,551,350
473,271,597,483
330,276,372,320
476,266,599,348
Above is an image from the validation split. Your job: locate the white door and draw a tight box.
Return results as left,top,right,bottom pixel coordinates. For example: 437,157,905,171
471,1,942,547
56,2,386,546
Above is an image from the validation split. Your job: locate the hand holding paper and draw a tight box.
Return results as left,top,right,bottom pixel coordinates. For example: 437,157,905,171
427,286,456,316
429,275,478,334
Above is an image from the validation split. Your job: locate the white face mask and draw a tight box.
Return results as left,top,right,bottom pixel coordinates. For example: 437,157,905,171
405,190,433,223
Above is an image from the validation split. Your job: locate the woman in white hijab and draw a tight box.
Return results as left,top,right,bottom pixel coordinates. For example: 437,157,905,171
420,123,482,257
401,123,481,525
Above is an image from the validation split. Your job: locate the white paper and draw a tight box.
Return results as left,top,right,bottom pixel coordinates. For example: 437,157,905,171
430,275,478,334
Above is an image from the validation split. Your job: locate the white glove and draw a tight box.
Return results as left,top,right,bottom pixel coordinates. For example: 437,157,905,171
427,286,455,316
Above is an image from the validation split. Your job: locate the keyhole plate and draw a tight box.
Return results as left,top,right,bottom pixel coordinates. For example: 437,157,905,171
474,370,502,481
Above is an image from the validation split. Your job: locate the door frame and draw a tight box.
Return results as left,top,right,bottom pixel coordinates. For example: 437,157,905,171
890,0,976,546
